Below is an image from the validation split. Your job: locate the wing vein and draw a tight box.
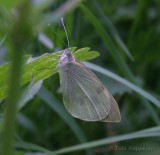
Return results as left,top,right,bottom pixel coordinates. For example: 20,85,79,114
70,67,110,117
68,70,93,120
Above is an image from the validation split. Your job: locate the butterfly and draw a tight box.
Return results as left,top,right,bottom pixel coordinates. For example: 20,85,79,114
58,48,121,122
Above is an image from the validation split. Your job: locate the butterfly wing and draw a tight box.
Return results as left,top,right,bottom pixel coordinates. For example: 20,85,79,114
101,90,121,122
77,62,121,122
76,62,121,122
59,61,120,122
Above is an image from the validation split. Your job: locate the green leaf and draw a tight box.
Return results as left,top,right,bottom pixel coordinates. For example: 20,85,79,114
0,47,99,101
74,47,100,61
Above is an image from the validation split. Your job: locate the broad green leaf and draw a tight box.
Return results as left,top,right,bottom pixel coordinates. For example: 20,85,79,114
74,47,100,61
0,47,99,101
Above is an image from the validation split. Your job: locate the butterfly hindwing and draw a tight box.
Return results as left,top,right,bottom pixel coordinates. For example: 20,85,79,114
101,90,121,122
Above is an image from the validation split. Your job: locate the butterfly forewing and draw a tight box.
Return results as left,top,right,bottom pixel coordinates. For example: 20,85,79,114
75,61,120,122
59,61,112,121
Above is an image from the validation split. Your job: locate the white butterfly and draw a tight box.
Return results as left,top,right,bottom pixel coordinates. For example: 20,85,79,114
58,49,121,122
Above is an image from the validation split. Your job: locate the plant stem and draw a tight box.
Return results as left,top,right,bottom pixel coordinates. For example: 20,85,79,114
2,49,23,155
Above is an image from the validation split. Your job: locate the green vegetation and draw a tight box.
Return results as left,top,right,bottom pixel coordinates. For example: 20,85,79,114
0,0,160,155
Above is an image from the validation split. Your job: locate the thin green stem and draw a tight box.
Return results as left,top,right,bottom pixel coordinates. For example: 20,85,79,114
2,49,23,155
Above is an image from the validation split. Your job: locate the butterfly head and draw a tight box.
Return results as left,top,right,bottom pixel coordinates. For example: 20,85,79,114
59,49,75,66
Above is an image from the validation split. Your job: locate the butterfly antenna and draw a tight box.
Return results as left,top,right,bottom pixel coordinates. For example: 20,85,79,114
48,24,68,48
61,17,70,48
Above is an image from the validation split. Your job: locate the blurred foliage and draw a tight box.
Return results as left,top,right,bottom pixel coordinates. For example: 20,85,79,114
0,0,160,155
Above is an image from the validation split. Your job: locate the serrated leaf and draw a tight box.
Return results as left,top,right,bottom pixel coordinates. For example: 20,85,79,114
74,47,100,61
0,47,100,100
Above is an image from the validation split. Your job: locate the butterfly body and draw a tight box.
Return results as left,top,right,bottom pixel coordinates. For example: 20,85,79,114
59,49,121,122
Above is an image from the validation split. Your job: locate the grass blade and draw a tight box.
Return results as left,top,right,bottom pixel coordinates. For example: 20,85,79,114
38,87,87,143
92,1,134,61
80,4,135,81
15,126,160,154
51,126,160,154
85,62,160,108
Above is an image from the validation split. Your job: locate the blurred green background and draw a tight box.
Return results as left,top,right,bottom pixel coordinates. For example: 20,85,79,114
0,0,160,155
